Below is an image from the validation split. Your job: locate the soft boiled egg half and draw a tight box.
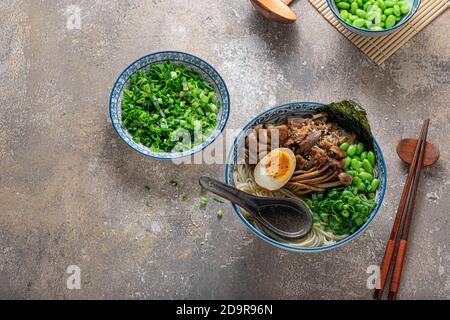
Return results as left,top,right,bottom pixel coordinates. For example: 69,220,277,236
254,148,296,191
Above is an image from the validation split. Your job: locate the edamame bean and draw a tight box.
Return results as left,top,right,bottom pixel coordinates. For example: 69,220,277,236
384,8,394,15
337,1,351,9
359,172,374,181
352,176,362,186
347,170,357,177
343,157,352,169
348,14,358,21
400,3,410,14
367,151,376,165
357,181,366,192
351,158,362,170
393,5,401,17
385,14,396,28
360,151,368,161
356,142,365,155
374,12,382,24
385,0,395,7
356,9,367,18
340,9,350,19
377,0,386,10
350,2,359,14
340,142,350,151
357,0,363,7
370,26,383,30
347,144,357,157
363,1,373,11
362,159,373,173
381,14,386,22
367,11,377,21
371,179,380,192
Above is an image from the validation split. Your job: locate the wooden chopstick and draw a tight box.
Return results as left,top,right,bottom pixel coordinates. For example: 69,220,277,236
373,120,429,299
387,119,430,300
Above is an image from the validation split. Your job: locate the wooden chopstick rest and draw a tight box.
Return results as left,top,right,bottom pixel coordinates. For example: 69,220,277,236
397,138,440,167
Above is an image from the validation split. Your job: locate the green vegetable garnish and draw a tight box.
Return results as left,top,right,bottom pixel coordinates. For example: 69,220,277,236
200,196,208,208
336,0,410,30
217,209,224,219
305,187,376,235
305,138,379,235
181,195,189,201
144,185,151,191
213,197,225,204
170,180,178,187
121,61,220,152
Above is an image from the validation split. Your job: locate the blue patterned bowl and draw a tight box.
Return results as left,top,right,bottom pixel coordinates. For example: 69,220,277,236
327,0,421,37
110,51,230,159
225,102,387,252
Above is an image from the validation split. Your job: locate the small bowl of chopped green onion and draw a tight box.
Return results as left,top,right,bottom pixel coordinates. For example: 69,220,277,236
110,51,230,159
327,0,420,37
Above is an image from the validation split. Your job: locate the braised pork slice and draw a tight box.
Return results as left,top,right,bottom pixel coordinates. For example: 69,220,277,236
298,130,322,154
287,117,306,128
330,145,347,159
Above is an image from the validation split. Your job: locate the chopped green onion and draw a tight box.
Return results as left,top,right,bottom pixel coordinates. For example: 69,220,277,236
121,61,220,152
200,196,208,208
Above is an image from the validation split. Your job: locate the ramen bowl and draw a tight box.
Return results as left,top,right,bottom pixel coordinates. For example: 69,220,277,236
110,51,230,160
225,102,387,252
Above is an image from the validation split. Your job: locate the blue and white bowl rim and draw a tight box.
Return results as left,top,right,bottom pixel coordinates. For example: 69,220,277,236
225,101,387,252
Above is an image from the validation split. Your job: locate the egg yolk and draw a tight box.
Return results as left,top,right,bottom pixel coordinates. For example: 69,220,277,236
265,151,292,180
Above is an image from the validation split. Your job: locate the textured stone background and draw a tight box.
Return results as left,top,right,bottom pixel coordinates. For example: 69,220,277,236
0,0,449,299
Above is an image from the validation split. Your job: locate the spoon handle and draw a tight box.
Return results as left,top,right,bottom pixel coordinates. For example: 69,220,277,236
199,176,257,213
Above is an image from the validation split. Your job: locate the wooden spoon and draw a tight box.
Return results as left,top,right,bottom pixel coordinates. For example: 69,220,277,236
396,138,440,167
250,0,297,24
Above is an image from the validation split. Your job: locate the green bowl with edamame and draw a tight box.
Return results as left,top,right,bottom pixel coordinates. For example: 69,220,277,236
327,0,421,37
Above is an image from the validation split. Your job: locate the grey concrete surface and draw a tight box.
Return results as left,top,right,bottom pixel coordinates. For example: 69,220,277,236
0,0,449,300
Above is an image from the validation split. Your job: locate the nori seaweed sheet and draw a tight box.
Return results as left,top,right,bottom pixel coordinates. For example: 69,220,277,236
319,100,374,150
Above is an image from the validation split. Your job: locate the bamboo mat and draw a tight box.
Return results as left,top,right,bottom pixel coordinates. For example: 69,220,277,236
308,0,449,64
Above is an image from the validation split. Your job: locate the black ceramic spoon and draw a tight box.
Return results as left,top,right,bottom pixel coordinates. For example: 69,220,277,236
199,176,313,239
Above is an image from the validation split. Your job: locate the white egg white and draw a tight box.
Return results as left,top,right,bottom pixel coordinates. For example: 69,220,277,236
254,148,296,191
